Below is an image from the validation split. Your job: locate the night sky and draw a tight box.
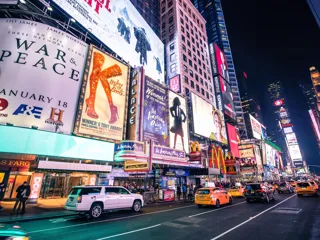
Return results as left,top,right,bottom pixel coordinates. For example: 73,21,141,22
221,0,320,169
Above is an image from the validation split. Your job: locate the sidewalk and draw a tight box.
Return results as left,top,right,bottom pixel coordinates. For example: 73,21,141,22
0,198,194,224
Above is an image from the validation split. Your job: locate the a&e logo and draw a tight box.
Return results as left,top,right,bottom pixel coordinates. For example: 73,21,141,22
13,104,43,119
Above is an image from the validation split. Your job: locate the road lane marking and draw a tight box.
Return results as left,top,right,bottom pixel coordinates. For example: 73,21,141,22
188,202,246,218
96,224,161,240
210,194,297,240
27,205,194,234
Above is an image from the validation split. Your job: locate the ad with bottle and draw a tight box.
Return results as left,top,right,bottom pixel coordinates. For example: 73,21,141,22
74,45,130,142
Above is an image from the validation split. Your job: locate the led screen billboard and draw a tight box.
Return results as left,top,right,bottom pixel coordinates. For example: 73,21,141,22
226,124,240,158
265,143,276,167
0,19,88,134
52,0,164,83
191,93,227,145
285,132,298,145
288,144,302,160
309,109,320,141
249,114,263,139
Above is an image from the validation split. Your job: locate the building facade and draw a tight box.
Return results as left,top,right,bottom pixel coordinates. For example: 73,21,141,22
241,94,264,124
307,0,320,28
161,0,215,104
130,0,161,37
191,0,248,139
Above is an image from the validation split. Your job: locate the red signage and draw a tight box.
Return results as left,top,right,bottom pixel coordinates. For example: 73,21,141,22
163,189,175,202
227,124,240,158
30,173,44,200
169,75,181,93
274,99,284,106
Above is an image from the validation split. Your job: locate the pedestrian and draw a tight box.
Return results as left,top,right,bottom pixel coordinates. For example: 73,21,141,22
189,185,194,200
177,185,182,202
0,181,5,211
12,181,30,214
182,184,187,201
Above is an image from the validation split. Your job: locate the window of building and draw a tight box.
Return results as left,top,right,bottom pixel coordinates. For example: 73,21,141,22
187,32,190,38
195,74,199,82
185,87,189,95
192,37,195,43
191,80,195,88
180,10,183,16
200,78,204,85
169,16,173,23
190,69,194,77
204,72,207,79
170,43,175,52
196,84,200,92
183,65,188,72
169,34,174,41
180,18,184,24
186,24,189,30
183,2,186,9
205,82,208,89
168,1,173,7
182,35,185,42
187,40,190,47
201,88,205,95
185,15,189,22
181,26,185,33
168,8,173,15
194,64,197,71
182,44,186,51
189,59,192,67
183,54,187,62
170,63,176,73
210,86,213,93
162,7,166,13
190,21,193,28
206,92,209,99
162,22,166,29
188,49,191,57
170,53,176,61
199,68,202,75
193,54,197,61
184,76,189,84
169,25,174,33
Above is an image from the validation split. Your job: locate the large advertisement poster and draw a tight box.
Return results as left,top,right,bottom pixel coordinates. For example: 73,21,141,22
226,124,240,158
265,143,276,167
249,114,263,139
0,19,88,134
52,0,164,83
191,94,227,145
288,144,302,160
285,132,298,145
74,46,129,141
142,77,168,146
168,91,189,153
213,43,235,119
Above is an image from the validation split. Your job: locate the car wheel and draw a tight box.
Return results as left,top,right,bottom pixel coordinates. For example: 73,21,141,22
229,197,233,205
132,200,142,212
215,200,220,208
89,203,103,219
297,194,302,197
246,199,251,203
197,204,202,208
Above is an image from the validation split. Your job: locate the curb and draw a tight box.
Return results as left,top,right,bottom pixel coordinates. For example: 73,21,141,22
0,213,78,224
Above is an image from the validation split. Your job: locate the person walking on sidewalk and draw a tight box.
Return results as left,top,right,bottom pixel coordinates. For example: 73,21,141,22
182,184,187,201
12,181,30,214
177,185,182,202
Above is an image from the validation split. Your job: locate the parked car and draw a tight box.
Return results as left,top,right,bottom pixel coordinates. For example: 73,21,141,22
195,187,232,208
277,182,294,194
65,186,144,218
0,225,29,240
296,182,317,197
244,183,275,203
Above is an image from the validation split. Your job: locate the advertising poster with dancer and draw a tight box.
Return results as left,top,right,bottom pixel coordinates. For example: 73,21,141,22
168,91,189,153
75,46,129,142
142,77,169,146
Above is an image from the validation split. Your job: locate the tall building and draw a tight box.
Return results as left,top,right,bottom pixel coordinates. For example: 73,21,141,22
241,93,264,124
268,82,304,168
130,0,161,37
191,0,248,139
307,0,320,28
160,0,215,104
309,66,320,112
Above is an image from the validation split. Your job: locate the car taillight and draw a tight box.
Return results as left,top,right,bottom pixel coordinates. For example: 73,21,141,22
244,190,248,193
77,196,82,203
257,189,265,193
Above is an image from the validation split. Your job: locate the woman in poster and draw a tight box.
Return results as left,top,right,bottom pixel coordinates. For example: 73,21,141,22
170,97,186,151
85,51,123,124
211,109,227,145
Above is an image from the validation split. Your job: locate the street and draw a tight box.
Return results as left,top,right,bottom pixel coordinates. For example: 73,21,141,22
12,193,319,240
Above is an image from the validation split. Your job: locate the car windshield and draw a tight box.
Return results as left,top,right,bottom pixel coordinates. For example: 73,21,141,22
279,183,286,187
309,182,315,185
297,183,310,188
197,189,210,194
246,184,261,190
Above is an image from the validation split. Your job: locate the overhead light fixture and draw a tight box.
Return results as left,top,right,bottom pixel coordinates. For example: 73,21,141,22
47,6,53,11
70,18,76,23
20,0,26,3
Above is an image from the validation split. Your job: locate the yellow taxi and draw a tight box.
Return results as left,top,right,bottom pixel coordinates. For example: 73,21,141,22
228,186,245,197
296,182,317,197
195,187,232,208
309,181,319,191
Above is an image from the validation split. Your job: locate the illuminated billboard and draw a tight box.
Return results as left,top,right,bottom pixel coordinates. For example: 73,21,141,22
191,93,227,145
265,143,276,167
0,19,88,134
288,144,302,160
52,0,164,83
210,43,235,119
226,124,240,158
285,132,298,145
249,114,263,139
309,109,320,141
283,127,293,134
74,46,129,142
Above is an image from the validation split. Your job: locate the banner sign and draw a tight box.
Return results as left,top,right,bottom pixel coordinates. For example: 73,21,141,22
189,141,201,161
74,46,129,142
142,77,169,146
239,147,255,158
0,19,88,134
168,91,189,153
124,160,148,172
169,75,181,93
114,141,145,153
52,0,164,83
153,145,185,159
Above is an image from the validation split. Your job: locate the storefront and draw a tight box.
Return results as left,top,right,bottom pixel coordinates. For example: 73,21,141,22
0,125,115,201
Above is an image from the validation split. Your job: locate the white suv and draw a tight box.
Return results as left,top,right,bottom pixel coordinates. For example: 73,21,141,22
65,186,144,218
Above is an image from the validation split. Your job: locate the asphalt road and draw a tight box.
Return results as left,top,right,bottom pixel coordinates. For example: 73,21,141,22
14,193,320,240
